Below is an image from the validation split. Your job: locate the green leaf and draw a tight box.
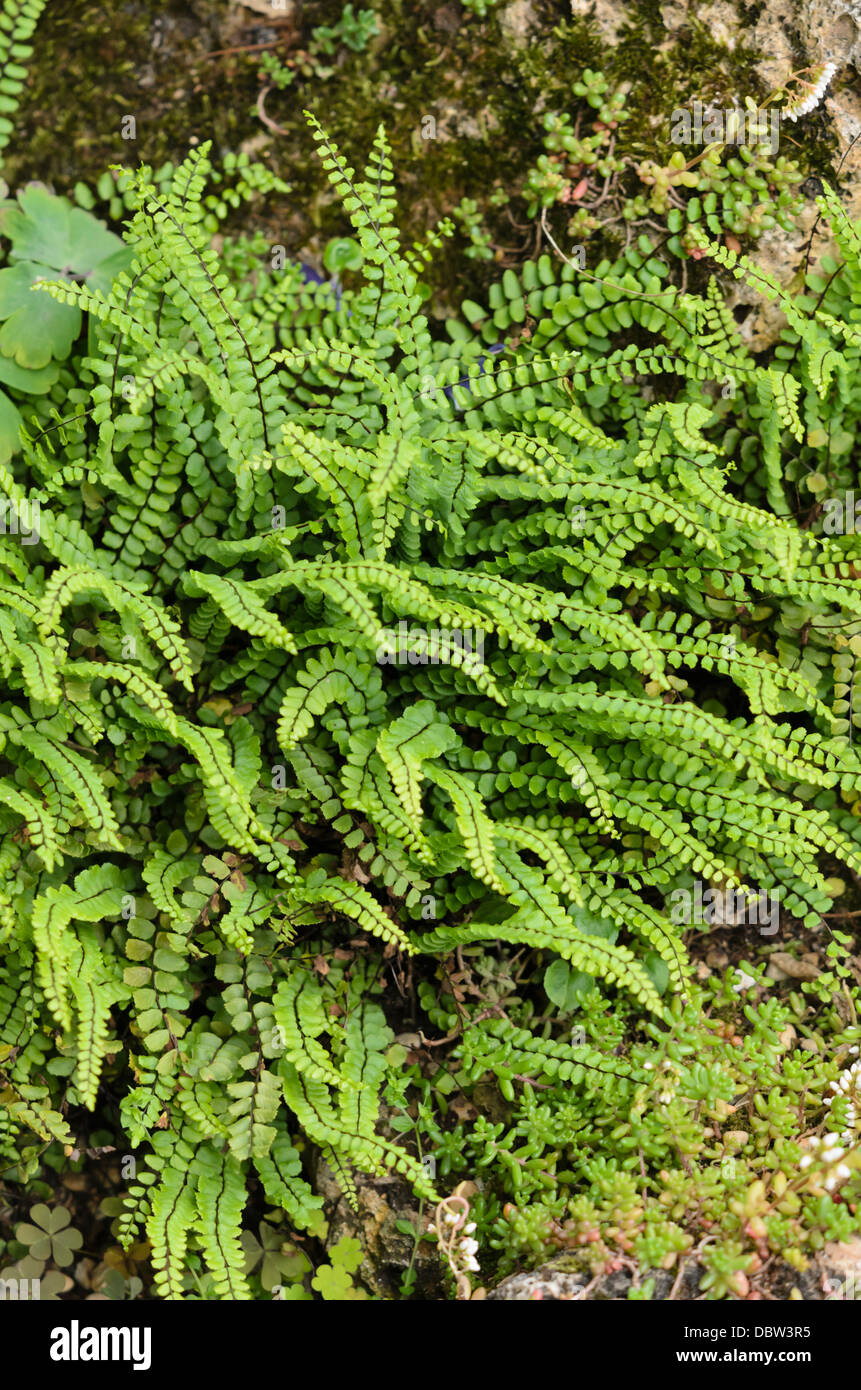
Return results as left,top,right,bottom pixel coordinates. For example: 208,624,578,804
0,261,81,365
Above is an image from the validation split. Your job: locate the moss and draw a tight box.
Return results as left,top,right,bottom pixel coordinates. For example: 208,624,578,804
4,0,839,308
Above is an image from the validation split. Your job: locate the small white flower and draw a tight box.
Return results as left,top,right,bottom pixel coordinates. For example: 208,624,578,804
463,1222,477,1234
836,1164,852,1180
463,1255,480,1273
799,1154,812,1169
459,1237,479,1256
784,62,837,121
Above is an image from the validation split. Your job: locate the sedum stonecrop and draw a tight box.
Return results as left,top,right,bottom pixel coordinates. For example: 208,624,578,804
2,111,861,1298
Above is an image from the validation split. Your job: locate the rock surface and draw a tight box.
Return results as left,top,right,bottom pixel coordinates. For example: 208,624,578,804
571,0,861,347
487,1239,861,1300
315,1156,444,1300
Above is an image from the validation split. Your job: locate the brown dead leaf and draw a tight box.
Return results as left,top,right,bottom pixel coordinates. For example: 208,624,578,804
769,952,820,981
450,1096,478,1123
128,767,155,789
836,990,856,1025
61,1173,89,1191
453,1180,479,1202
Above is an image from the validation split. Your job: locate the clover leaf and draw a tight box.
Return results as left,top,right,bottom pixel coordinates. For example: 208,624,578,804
15,1204,83,1267
94,1269,144,1301
241,1222,311,1292
0,1261,70,1300
309,1236,368,1300
328,1236,363,1274
311,1262,366,1300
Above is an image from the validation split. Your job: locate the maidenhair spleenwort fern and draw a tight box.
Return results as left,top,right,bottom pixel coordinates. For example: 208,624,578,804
4,112,861,1297
0,0,47,169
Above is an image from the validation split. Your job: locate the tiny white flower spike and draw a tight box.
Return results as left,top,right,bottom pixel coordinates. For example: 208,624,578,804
784,61,838,121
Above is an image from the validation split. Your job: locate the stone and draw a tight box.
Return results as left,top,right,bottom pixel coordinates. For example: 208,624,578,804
659,0,741,47
488,1244,861,1300
572,0,861,347
569,0,632,43
487,1268,589,1299
752,1,861,220
314,1155,445,1300
234,0,295,16
819,1234,861,1298
499,1,538,47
